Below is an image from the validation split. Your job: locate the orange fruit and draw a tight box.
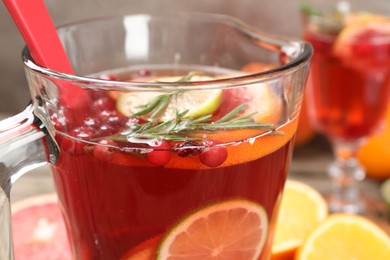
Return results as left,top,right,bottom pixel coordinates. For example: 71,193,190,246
358,104,390,180
157,199,268,259
271,180,328,260
295,214,390,260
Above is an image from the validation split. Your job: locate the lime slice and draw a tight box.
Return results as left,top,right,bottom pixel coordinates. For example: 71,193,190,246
157,199,268,259
380,178,390,209
117,75,222,120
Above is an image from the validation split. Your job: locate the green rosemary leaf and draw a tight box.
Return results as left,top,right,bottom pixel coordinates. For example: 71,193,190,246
133,94,170,117
194,122,274,131
143,119,175,134
192,115,213,123
149,94,171,118
215,104,248,123
228,112,258,123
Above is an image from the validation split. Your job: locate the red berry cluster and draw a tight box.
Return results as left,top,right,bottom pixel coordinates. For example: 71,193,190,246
53,90,228,167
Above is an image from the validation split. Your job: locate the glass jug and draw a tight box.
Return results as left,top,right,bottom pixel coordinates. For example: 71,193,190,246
0,13,312,259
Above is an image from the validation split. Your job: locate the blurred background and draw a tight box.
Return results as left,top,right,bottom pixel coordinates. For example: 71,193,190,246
0,0,302,115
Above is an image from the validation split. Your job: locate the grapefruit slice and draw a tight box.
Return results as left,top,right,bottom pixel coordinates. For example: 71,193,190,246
11,194,71,260
157,199,268,260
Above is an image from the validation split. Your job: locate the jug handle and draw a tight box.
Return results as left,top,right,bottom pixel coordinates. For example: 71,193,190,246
0,103,57,259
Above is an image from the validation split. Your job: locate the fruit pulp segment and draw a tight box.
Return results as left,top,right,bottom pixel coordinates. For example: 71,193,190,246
304,25,390,141
51,134,294,259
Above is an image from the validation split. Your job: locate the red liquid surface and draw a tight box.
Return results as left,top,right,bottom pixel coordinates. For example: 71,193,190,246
304,29,390,141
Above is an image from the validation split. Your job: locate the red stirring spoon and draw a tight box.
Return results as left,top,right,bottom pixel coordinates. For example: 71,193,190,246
3,0,90,110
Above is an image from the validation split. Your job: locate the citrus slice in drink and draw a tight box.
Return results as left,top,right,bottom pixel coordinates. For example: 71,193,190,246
333,13,390,67
296,214,390,260
116,75,222,120
121,235,161,260
271,180,328,260
157,199,268,259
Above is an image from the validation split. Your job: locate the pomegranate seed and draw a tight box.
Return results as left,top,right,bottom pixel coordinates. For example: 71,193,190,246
199,141,227,167
176,141,203,157
93,140,116,161
146,140,171,166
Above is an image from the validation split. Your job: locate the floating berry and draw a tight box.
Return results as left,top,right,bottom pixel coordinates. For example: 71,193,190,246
146,140,171,166
199,141,227,167
93,140,116,161
176,141,203,157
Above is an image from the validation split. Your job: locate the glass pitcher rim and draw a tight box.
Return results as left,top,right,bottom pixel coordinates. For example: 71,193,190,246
22,12,313,92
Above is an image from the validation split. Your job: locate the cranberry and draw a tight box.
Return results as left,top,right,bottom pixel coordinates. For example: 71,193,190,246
93,140,116,161
176,141,203,157
199,141,228,167
146,139,171,166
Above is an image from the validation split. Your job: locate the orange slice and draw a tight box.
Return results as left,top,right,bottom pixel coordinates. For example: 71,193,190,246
271,180,328,260
296,214,390,260
121,235,161,260
157,199,268,259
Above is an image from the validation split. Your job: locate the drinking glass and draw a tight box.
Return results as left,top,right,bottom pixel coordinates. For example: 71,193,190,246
301,0,390,215
0,13,312,259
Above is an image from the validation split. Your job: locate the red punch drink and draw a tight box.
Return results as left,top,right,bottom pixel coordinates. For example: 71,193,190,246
303,11,390,141
5,13,311,260
50,67,298,260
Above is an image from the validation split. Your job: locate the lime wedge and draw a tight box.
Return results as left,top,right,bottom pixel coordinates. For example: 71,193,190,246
117,75,222,120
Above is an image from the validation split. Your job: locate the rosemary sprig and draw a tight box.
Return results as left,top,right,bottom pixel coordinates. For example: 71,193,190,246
109,71,281,142
110,103,278,142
